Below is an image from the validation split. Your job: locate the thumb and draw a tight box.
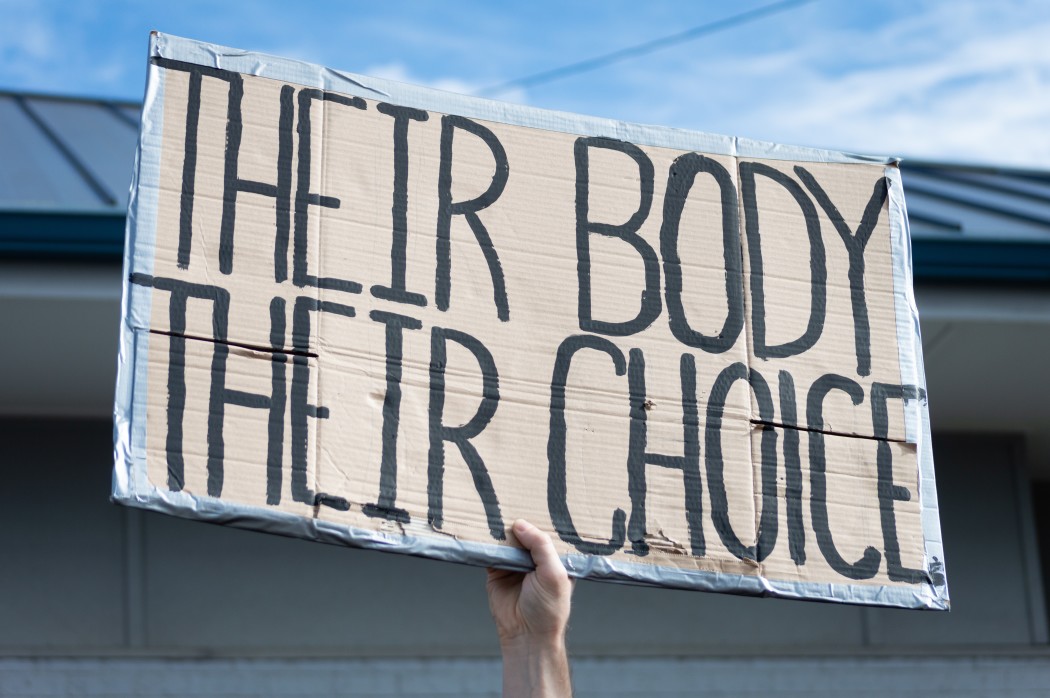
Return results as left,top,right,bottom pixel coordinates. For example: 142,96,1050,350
512,519,569,591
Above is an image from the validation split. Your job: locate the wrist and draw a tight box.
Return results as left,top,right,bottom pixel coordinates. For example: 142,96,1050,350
499,632,572,697
499,630,566,654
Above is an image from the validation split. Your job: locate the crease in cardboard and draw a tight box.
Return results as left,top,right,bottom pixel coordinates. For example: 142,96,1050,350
147,327,318,358
749,418,909,445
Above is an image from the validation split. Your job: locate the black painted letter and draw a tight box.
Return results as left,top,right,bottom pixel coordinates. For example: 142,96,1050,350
290,296,357,507
575,137,660,337
661,153,744,353
705,362,779,561
807,374,881,580
293,89,367,294
436,115,510,321
372,103,430,307
796,167,888,377
130,274,286,502
740,162,826,359
427,327,505,540
364,310,424,523
777,370,806,565
547,335,628,555
626,350,705,556
153,59,293,277
871,382,928,583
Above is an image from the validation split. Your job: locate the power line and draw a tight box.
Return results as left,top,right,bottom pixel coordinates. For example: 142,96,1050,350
476,0,815,97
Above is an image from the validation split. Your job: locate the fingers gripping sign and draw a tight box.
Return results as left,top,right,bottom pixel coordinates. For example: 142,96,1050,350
487,520,574,697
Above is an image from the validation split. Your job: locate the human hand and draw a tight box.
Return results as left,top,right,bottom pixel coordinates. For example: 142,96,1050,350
488,518,574,644
487,519,574,697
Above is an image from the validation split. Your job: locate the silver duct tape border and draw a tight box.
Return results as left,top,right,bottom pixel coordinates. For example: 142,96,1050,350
112,32,948,612
113,36,165,505
112,483,945,609
886,164,950,609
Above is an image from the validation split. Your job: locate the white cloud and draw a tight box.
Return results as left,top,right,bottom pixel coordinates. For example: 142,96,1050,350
677,5,1050,166
0,1,125,96
0,3,61,87
2,0,1046,168
362,62,529,105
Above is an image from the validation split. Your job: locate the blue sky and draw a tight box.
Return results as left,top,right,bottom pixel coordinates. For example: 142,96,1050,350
3,0,1050,167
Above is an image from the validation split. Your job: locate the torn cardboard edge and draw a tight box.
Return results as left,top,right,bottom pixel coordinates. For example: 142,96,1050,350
111,32,948,611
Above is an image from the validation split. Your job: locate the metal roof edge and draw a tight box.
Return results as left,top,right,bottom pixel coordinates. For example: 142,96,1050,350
902,157,1050,179
0,87,141,108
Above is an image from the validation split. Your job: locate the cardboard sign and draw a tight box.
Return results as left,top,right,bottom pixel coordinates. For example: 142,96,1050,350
113,33,949,609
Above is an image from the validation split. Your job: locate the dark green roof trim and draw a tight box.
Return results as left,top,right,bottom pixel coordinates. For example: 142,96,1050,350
0,211,125,258
2,212,1049,282
912,238,1050,282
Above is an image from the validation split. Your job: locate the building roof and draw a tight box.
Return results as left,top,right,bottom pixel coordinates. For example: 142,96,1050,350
1,90,1048,280
903,161,1050,281
0,90,138,257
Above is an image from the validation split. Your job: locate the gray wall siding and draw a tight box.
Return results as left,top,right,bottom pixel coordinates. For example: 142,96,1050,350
4,657,1050,697
0,419,126,648
0,419,1045,655
866,436,1045,645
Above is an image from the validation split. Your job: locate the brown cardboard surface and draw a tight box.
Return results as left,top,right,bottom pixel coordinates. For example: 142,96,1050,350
740,159,906,442
118,41,945,607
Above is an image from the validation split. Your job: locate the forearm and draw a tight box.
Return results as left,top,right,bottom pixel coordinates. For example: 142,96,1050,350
500,635,572,698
